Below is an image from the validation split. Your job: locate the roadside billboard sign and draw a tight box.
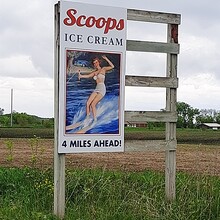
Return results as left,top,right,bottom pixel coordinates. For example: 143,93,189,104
58,1,126,153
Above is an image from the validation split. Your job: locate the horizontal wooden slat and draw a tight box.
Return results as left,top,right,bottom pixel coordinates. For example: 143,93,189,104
125,76,178,88
127,9,181,25
125,111,177,123
125,140,177,152
127,40,179,54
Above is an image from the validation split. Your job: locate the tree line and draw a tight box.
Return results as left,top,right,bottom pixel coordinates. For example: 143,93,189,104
0,109,53,128
177,102,220,128
0,102,220,128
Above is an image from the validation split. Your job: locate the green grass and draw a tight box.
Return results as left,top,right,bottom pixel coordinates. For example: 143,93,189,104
0,127,54,139
125,127,220,145
0,167,56,219
1,127,220,145
1,128,219,219
1,167,220,219
176,128,220,144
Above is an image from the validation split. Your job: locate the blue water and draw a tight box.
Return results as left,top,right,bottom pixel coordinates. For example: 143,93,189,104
66,69,120,134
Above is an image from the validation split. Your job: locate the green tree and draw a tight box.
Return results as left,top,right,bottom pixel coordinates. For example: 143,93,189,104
15,112,29,127
0,111,53,127
0,108,4,115
176,102,200,128
196,109,220,125
42,118,54,128
216,113,220,124
0,115,10,127
12,112,39,127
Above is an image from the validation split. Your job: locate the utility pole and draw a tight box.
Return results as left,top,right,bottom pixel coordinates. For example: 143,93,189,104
10,88,13,127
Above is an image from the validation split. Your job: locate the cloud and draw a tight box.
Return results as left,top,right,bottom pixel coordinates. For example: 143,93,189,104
1,0,220,117
0,76,54,117
180,35,220,72
126,52,166,77
178,73,220,110
0,0,54,77
125,87,166,111
0,55,43,78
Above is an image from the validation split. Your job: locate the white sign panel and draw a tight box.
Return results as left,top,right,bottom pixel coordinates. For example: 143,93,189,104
58,1,126,153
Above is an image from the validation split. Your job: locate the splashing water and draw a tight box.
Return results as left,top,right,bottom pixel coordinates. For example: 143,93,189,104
67,95,119,134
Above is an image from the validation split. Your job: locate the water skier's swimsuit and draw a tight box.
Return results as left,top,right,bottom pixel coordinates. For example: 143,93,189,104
93,73,106,96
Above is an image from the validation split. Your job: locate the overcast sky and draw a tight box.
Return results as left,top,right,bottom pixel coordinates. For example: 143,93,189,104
1,0,220,118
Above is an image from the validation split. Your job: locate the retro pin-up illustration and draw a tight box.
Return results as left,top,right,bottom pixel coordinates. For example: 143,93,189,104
65,50,122,134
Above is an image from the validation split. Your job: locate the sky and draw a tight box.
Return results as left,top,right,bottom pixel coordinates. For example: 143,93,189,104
0,0,220,118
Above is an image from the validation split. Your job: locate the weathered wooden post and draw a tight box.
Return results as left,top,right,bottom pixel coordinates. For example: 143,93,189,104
125,9,181,201
54,3,65,218
53,2,127,218
53,3,180,218
165,23,179,200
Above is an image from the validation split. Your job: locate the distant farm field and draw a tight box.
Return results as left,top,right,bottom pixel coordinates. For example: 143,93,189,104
1,128,220,219
0,127,54,139
0,127,220,145
0,127,220,174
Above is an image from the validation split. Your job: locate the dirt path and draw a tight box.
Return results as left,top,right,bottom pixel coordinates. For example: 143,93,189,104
1,139,220,175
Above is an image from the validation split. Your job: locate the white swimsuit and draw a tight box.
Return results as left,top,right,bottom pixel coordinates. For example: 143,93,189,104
93,73,106,96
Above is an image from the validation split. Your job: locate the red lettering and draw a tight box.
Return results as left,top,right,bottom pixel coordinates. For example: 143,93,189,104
63,9,125,34
85,16,96,27
116,19,125,31
76,15,86,27
63,9,77,26
104,18,117,34
96,17,106,29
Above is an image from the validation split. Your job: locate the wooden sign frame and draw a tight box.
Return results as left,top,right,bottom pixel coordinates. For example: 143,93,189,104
54,3,180,218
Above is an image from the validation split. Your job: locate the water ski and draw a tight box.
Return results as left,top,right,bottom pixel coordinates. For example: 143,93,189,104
66,121,83,131
75,125,92,134
75,117,95,133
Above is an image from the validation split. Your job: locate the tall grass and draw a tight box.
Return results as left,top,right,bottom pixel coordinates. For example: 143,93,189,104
0,167,55,219
1,127,220,145
0,127,54,139
1,167,220,219
125,127,220,145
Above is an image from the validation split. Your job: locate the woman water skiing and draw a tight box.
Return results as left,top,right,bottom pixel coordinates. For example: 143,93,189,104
78,55,114,122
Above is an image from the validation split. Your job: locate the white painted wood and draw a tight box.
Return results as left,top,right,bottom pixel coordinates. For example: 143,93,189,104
52,5,180,217
125,111,177,123
54,3,65,219
165,23,178,201
127,40,180,54
54,154,65,218
127,9,181,24
125,76,178,88
125,140,177,152
165,150,176,200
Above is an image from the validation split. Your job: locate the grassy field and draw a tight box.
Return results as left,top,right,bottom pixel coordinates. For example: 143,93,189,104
0,127,54,139
1,167,220,219
125,127,220,145
0,127,220,144
1,128,220,219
